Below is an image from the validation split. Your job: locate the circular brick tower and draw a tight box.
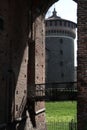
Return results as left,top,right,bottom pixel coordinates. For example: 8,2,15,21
45,8,76,86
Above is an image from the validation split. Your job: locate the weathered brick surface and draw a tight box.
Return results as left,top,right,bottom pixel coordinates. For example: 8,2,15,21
29,15,46,130
34,15,45,84
77,1,87,129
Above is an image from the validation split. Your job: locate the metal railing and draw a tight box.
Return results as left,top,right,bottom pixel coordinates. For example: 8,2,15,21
28,82,77,101
46,120,77,130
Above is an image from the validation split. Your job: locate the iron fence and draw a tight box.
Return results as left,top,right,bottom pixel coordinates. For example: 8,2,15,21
46,120,77,130
28,82,77,101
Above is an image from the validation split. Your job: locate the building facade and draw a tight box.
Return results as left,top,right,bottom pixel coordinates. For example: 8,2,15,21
45,9,77,87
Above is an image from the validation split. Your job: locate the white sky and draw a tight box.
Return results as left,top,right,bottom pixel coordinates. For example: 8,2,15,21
45,0,77,23
45,0,77,66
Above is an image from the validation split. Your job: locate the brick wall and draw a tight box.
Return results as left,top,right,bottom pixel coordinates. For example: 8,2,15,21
27,14,46,130
77,1,87,129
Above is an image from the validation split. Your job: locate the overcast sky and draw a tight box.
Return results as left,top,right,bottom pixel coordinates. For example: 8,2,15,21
45,0,77,23
45,0,77,66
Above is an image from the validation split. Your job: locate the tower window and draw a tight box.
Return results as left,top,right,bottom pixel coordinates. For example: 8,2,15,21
64,21,66,27
48,30,50,33
61,73,64,77
71,23,73,28
60,61,63,66
57,30,59,33
54,30,56,33
60,50,63,55
60,38,63,44
55,21,57,26
60,21,62,26
68,22,70,27
50,21,52,26
51,30,53,33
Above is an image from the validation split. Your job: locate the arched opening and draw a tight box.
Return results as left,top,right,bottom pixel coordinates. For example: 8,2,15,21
45,0,77,129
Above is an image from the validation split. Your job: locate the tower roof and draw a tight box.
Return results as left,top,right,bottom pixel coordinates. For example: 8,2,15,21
52,8,57,17
47,8,61,20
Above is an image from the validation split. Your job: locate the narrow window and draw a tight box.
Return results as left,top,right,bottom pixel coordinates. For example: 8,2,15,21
61,73,64,77
55,21,57,26
60,50,63,55
68,22,70,27
60,61,63,66
64,21,66,27
50,21,52,26
60,38,63,44
60,21,62,26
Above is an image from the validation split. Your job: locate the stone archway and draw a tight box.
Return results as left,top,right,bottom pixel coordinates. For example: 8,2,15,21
32,0,87,130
